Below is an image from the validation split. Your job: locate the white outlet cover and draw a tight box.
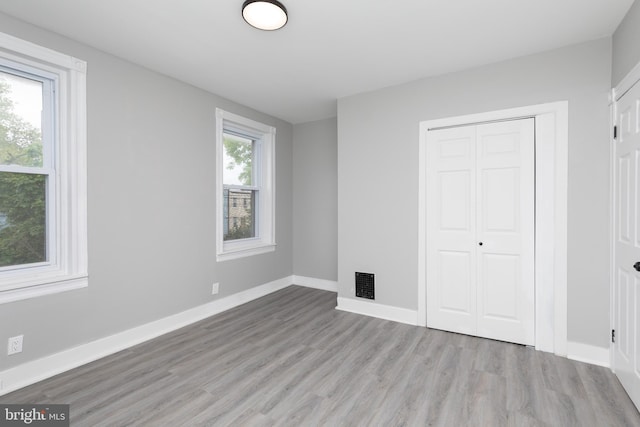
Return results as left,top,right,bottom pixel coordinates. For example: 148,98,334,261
8,335,23,355
212,283,219,295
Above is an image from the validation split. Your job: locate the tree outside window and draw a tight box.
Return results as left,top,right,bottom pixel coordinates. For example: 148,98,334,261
0,76,47,268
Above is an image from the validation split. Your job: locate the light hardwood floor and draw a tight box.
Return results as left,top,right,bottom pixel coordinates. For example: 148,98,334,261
3,285,640,426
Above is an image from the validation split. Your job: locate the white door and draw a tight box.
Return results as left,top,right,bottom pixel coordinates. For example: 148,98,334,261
426,119,535,346
614,80,640,411
426,126,478,336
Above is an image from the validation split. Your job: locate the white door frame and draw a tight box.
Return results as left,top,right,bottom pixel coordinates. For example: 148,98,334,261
610,60,640,372
418,101,569,355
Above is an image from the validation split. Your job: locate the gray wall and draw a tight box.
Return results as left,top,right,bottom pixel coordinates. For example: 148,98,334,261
0,13,293,370
613,0,640,86
292,118,338,281
337,38,612,349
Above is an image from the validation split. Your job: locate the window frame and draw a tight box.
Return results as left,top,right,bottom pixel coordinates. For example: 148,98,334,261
0,32,88,304
215,108,275,261
0,60,57,272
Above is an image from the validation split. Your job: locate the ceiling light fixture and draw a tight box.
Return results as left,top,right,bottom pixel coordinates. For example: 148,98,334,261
242,0,288,31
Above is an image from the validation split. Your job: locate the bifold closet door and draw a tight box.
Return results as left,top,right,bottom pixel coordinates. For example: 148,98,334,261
426,119,535,346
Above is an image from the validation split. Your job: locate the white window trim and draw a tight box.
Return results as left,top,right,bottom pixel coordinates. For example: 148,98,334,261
215,109,275,261
0,32,88,304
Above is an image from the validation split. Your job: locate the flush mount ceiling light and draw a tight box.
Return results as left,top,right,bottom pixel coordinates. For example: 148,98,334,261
242,0,288,31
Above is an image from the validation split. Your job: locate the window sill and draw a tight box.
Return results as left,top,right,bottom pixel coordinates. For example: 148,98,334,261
216,243,276,262
0,275,88,304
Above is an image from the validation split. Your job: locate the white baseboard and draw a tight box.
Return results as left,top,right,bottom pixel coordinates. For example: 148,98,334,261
292,275,338,292
0,276,294,396
567,341,610,368
336,297,418,326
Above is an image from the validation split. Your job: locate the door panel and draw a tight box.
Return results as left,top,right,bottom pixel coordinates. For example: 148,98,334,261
482,167,518,232
617,268,631,362
636,276,640,378
619,154,631,243
426,119,534,345
481,253,520,320
439,251,472,313
439,171,470,230
614,79,640,412
476,120,535,345
427,127,477,335
636,150,640,248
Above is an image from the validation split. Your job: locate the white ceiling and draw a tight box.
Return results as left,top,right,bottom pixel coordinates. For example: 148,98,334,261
0,0,634,124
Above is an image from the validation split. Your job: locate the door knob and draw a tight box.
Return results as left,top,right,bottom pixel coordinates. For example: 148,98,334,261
478,242,483,246
634,262,640,272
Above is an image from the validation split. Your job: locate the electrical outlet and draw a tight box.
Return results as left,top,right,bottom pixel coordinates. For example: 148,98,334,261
212,282,219,295
8,335,23,355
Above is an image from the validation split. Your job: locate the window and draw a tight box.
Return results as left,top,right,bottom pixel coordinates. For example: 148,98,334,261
216,109,275,261
0,32,87,304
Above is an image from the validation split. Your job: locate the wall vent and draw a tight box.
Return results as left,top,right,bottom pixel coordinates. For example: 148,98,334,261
355,272,375,300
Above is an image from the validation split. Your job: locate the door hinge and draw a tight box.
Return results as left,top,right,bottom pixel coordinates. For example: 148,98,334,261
614,125,618,140
612,329,615,343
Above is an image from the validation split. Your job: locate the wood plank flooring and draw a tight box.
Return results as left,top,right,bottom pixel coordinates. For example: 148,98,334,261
3,285,640,426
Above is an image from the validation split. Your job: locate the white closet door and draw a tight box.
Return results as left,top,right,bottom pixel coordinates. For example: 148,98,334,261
426,126,477,336
475,120,535,345
426,119,535,346
614,80,640,411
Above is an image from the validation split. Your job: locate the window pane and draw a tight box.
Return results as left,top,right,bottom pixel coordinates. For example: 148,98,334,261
223,188,256,241
223,133,253,186
0,172,47,267
0,71,43,168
